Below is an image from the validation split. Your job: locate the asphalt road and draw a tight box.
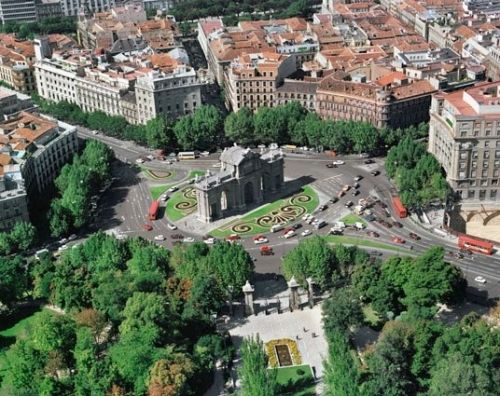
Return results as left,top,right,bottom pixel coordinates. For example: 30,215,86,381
77,127,500,301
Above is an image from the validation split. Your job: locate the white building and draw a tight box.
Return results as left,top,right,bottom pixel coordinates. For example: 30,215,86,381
0,0,37,24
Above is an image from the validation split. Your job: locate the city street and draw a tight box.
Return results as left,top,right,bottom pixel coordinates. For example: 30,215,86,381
77,128,500,301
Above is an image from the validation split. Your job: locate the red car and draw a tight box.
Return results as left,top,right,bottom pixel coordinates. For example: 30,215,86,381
143,224,153,231
392,236,405,244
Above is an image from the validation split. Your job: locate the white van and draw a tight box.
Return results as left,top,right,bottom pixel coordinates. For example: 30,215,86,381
270,223,285,233
35,249,50,260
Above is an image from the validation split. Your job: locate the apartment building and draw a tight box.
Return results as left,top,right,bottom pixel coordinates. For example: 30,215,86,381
60,0,113,17
198,17,319,85
0,87,35,119
225,52,296,112
0,35,36,94
428,82,500,205
0,0,37,24
135,65,202,124
275,78,319,111
35,0,62,20
316,75,436,128
34,39,202,124
0,112,77,230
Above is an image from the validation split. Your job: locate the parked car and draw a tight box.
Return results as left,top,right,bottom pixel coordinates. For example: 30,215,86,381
143,224,153,231
370,170,380,176
301,229,312,237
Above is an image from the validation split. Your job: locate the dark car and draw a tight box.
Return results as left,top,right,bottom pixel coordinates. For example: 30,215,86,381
171,233,184,239
319,204,328,211
345,201,354,208
368,231,380,238
329,197,339,204
370,170,380,176
364,159,374,164
393,221,403,228
326,163,336,168
409,232,421,241
292,223,302,230
354,175,363,181
352,190,360,196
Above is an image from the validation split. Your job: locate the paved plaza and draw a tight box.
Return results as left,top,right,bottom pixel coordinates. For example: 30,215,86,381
226,304,328,378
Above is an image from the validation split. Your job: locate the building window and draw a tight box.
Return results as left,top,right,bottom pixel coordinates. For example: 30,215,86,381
490,190,497,199
479,190,486,200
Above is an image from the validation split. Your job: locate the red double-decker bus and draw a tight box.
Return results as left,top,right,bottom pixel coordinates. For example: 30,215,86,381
149,201,159,221
458,235,493,255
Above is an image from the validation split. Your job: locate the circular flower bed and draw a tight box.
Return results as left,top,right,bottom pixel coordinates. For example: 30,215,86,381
265,338,302,368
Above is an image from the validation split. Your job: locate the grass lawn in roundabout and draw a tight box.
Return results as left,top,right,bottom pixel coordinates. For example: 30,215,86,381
150,184,172,200
142,167,175,181
210,186,319,237
340,213,367,226
165,186,198,221
324,235,409,253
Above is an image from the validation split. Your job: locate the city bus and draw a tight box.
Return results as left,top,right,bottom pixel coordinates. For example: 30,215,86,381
458,235,494,255
178,151,198,160
149,201,159,221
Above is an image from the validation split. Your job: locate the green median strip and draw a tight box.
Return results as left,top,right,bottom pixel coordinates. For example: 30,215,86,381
149,185,172,200
340,213,366,226
323,235,408,253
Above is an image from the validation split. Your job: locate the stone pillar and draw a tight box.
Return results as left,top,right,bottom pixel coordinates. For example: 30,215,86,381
288,276,300,312
242,280,255,316
306,277,315,308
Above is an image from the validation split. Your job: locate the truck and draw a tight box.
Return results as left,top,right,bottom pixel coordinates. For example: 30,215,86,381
392,196,407,218
149,201,159,221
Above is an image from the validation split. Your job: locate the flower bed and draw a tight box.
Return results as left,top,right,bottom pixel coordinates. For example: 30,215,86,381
265,338,302,368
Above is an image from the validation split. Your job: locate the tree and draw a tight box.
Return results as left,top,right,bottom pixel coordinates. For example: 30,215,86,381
403,247,465,319
239,335,277,396
75,308,107,344
0,256,28,306
324,331,360,396
147,352,195,396
224,107,255,145
205,241,253,294
0,231,12,255
363,322,416,396
10,221,36,251
282,237,336,289
145,116,172,149
322,288,363,336
174,105,223,150
31,311,76,362
428,353,494,396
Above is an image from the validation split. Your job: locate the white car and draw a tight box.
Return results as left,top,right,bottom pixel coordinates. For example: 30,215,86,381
204,237,216,245
254,237,268,245
68,234,77,241
306,217,314,224
284,230,296,239
160,195,168,202
147,155,155,161
212,163,221,168
154,235,165,241
301,229,312,237
135,158,144,164
167,223,177,230
333,160,345,165
474,276,487,284
163,160,173,165
59,238,68,245
58,244,69,252
168,186,178,193
92,130,98,135
183,237,195,243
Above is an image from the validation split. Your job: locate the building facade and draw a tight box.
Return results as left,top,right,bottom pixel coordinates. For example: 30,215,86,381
35,0,62,20
225,52,296,112
195,146,284,222
316,76,436,129
60,0,113,17
0,0,37,24
0,35,36,94
274,78,318,111
428,82,500,206
0,87,35,119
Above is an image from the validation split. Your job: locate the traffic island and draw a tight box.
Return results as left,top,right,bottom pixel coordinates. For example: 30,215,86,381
165,186,198,221
210,186,319,238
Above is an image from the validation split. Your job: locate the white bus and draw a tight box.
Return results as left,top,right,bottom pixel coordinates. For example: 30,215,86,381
178,151,198,160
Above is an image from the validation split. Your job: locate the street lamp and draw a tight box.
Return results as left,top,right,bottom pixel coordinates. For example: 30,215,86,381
227,285,234,316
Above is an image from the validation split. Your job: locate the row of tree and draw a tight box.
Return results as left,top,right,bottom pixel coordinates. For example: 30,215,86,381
49,140,114,237
385,136,449,208
2,232,254,395
35,95,429,156
170,0,318,22
0,221,36,256
0,17,76,40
